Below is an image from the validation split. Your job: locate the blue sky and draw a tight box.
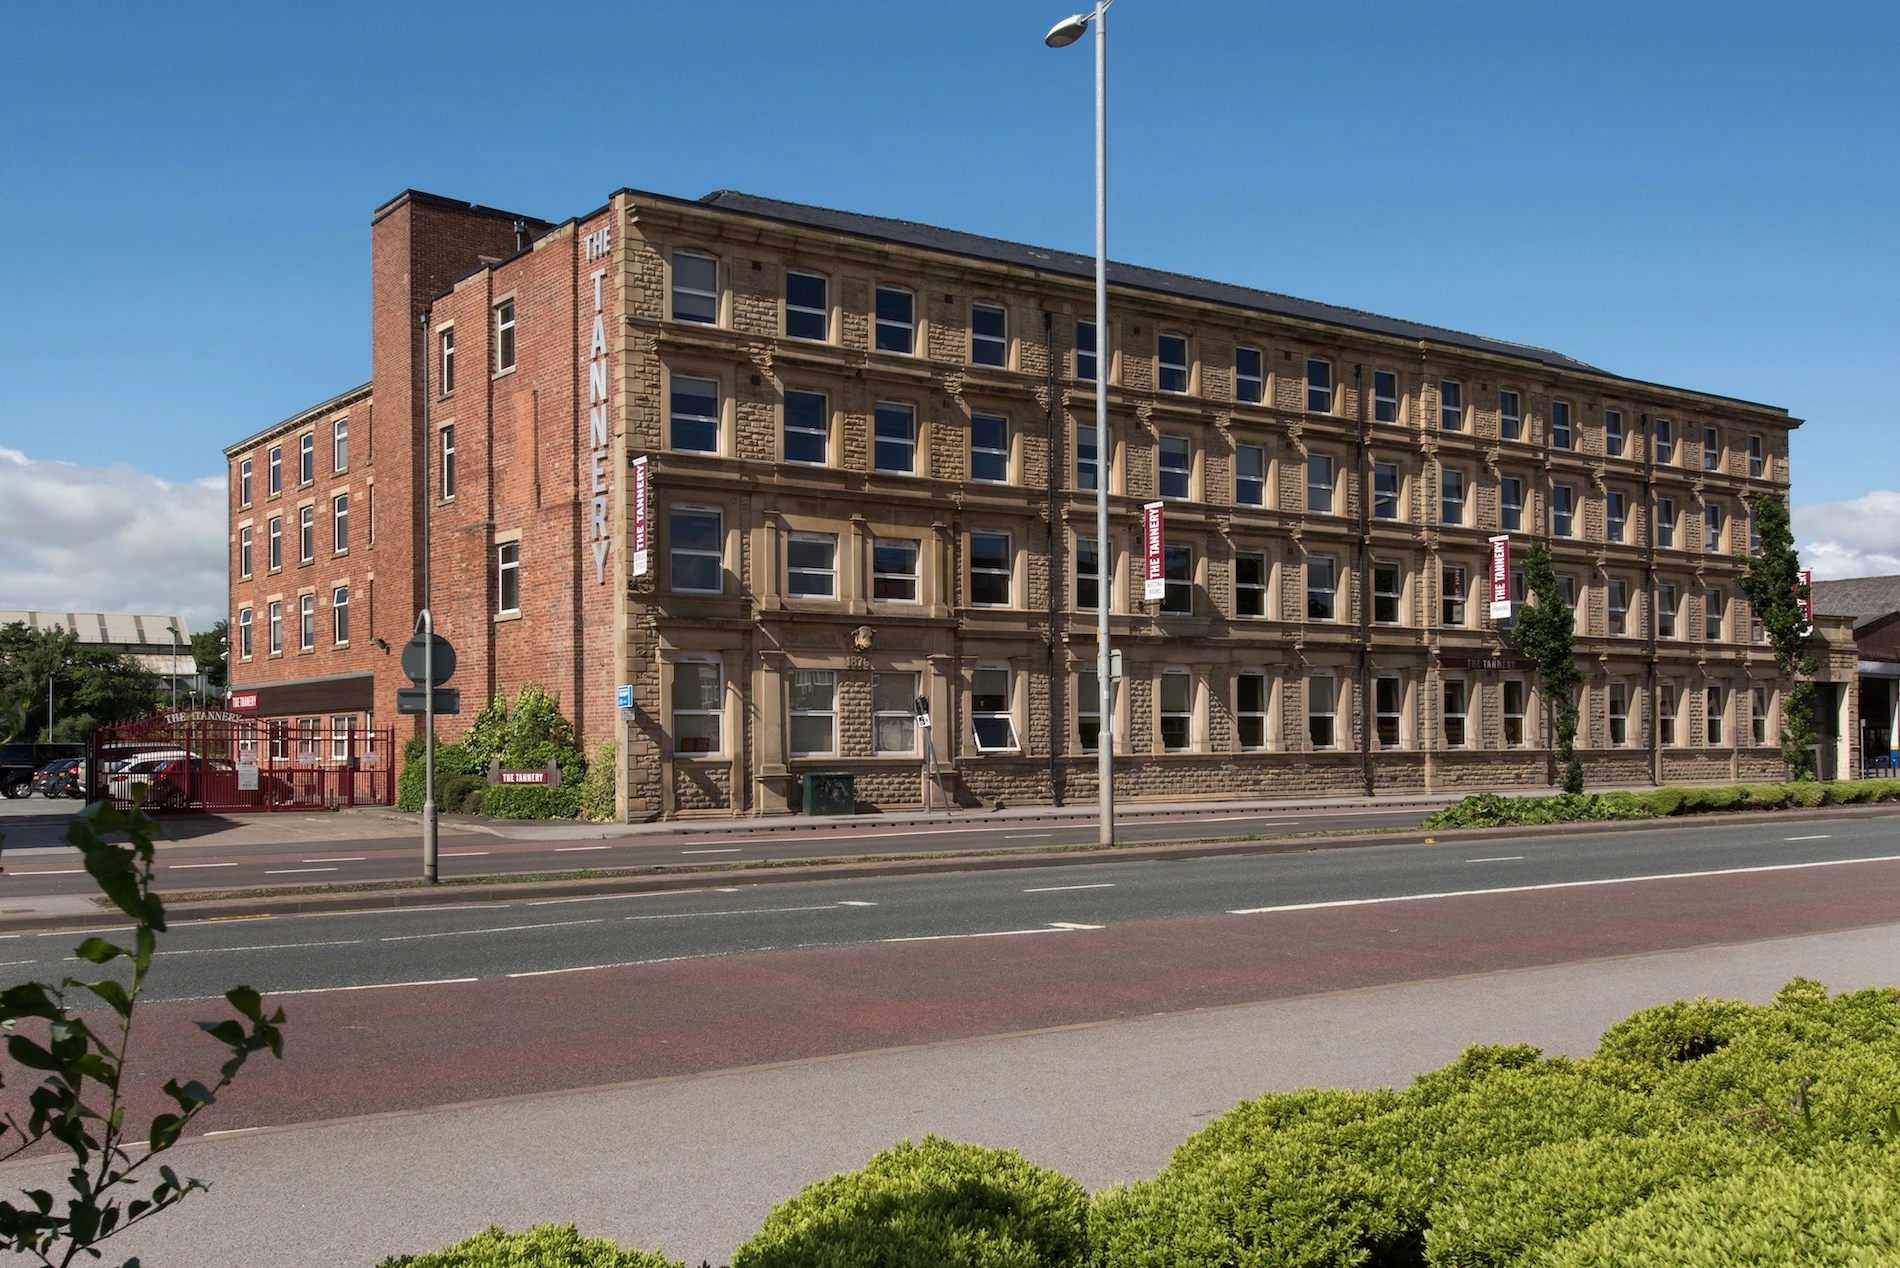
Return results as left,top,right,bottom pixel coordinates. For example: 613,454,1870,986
3,0,1899,619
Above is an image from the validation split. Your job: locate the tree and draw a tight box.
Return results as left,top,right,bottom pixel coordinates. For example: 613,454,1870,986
190,621,228,698
0,624,160,743
1509,542,1585,794
1738,493,1818,781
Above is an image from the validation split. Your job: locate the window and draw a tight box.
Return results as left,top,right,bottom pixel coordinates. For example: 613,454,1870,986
1704,503,1724,554
296,717,319,763
874,401,916,474
787,532,838,599
1159,434,1191,500
1306,358,1333,414
494,299,516,372
332,586,349,645
299,505,315,563
785,271,828,341
1374,462,1400,521
1703,426,1721,472
1440,380,1464,432
970,414,1009,483
1308,674,1338,749
1159,669,1193,751
1605,409,1624,457
1076,423,1100,491
1442,679,1468,748
328,496,346,554
238,526,253,579
971,302,1007,367
1749,508,1761,557
268,601,282,656
788,670,836,756
1609,682,1630,747
1499,390,1522,441
333,418,348,473
1075,538,1100,611
238,459,252,506
1751,686,1769,745
1161,544,1193,615
440,326,456,395
268,445,282,496
297,432,313,485
874,286,915,354
1442,469,1466,526
1077,669,1101,752
671,251,718,324
1236,671,1267,750
1441,565,1468,628
1235,346,1263,403
331,716,355,763
1374,370,1398,424
1512,568,1526,604
971,664,1019,752
298,593,315,651
969,531,1011,606
1705,588,1725,641
672,659,723,755
873,538,920,602
1703,684,1726,746
873,673,919,754
238,607,252,660
1607,491,1627,543
267,516,282,571
1657,497,1676,548
1307,453,1335,513
1376,675,1402,748
1157,333,1189,393
1551,399,1572,450
669,507,723,594
1076,320,1098,384
783,390,828,465
1655,418,1674,464
1559,574,1578,608
1306,555,1337,621
441,424,457,499
1501,476,1524,532
1373,562,1401,625
670,375,720,454
1552,484,1575,537
496,541,520,613
1748,433,1764,479
1609,578,1630,635
1234,551,1266,618
1657,583,1678,638
368,485,375,544
1235,444,1266,507
1503,679,1526,747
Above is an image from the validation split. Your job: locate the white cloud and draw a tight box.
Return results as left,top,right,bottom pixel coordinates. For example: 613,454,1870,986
1795,490,1900,581
0,447,226,632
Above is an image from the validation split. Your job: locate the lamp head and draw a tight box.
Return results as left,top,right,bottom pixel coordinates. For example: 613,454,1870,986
1044,12,1090,46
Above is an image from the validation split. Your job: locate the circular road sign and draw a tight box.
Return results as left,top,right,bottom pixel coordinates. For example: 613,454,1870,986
401,633,457,687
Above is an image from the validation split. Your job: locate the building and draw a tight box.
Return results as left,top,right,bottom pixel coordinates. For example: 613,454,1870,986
0,610,201,700
226,186,1833,820
1811,575,1900,775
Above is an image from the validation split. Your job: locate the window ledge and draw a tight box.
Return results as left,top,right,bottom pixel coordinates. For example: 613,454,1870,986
495,609,523,623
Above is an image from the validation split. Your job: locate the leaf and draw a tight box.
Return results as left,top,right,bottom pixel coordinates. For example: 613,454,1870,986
81,980,134,1019
224,986,262,1020
7,1034,64,1073
71,938,124,967
197,1019,245,1048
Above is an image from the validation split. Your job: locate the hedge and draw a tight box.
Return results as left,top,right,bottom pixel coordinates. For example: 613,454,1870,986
375,1223,681,1267
394,685,595,819
1422,777,1900,830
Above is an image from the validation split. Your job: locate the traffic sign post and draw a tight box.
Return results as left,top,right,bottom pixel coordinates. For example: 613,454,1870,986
409,614,457,884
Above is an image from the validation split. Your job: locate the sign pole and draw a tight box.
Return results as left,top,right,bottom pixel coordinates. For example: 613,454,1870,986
421,608,436,884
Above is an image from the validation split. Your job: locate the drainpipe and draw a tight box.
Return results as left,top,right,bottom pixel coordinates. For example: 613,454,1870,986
1044,310,1062,806
1354,363,1372,796
1642,413,1659,785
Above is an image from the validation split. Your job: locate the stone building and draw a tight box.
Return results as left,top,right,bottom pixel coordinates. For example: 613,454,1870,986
226,186,1821,820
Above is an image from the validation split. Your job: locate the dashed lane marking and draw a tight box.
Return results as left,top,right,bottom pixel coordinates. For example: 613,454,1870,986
1465,856,1525,863
1022,882,1116,893
379,918,606,943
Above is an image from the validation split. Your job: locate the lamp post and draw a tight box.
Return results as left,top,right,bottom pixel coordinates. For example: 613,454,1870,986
1046,3,1115,846
168,622,181,711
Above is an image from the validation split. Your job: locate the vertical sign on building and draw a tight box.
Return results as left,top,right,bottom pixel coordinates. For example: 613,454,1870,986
1797,568,1813,623
1488,534,1512,620
584,223,614,584
1143,501,1167,602
630,455,650,577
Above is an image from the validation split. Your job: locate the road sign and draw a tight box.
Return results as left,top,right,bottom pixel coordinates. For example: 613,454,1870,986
616,684,633,709
397,687,460,715
401,634,457,687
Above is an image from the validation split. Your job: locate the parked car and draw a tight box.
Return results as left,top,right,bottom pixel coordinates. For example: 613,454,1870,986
104,751,196,801
0,742,85,798
143,757,237,810
29,758,84,799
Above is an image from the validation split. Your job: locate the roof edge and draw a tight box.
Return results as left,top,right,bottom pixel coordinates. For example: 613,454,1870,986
224,381,372,457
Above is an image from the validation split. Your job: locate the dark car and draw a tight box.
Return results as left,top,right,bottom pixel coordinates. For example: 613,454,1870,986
143,757,238,809
29,758,84,799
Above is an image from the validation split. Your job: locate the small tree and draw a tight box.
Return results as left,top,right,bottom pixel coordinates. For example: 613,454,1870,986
1738,493,1818,781
1509,542,1584,794
190,621,229,699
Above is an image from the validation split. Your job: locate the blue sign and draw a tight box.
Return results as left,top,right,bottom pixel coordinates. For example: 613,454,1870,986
616,684,633,710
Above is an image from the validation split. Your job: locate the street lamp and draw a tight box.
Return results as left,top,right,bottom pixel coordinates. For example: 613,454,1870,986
168,621,181,711
1046,2,1115,846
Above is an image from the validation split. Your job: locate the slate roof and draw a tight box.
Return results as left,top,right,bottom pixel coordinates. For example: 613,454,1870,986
1810,576,1900,628
0,611,189,648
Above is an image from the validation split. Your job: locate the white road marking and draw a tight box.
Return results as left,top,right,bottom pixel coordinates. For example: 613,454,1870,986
1466,856,1525,863
168,862,239,870
1046,921,1106,929
837,900,878,906
264,867,336,875
202,1127,260,1138
271,976,478,996
1004,833,1052,839
1786,835,1832,842
885,922,1104,943
1204,817,1298,825
526,890,702,906
680,847,742,855
147,939,364,958
0,960,37,967
442,851,490,857
380,918,605,943
554,845,613,853
1023,882,1115,893
11,869,83,875
1229,852,1900,916
507,954,702,978
624,904,838,923
305,857,367,863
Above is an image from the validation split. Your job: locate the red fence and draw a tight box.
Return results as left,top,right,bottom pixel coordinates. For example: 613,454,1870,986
90,712,396,813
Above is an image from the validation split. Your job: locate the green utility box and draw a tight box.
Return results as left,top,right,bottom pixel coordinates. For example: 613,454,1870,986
802,771,855,815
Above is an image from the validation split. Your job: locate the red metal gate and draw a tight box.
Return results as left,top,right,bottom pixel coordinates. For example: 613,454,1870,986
90,712,396,813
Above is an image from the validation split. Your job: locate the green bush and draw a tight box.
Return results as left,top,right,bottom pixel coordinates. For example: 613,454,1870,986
377,1224,680,1267
397,686,593,819
439,773,487,815
576,742,617,823
1788,781,1826,808
1594,996,1766,1069
730,1136,1089,1268
395,736,485,812
1737,782,1789,810
1419,775,1900,830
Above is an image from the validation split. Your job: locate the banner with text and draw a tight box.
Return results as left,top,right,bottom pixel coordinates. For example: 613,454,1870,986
1143,501,1166,602
1488,534,1512,619
631,455,651,578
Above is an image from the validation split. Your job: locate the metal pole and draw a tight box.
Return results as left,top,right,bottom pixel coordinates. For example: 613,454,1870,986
1093,0,1114,847
420,306,438,883
47,672,53,740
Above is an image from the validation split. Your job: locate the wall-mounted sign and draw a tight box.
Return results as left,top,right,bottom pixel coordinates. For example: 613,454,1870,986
1437,655,1536,672
227,691,259,712
631,455,650,577
586,246,614,585
1143,501,1166,602
1487,535,1512,620
488,758,562,787
616,684,633,710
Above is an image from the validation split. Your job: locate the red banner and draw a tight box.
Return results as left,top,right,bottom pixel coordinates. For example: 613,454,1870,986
227,691,259,713
631,455,651,577
1798,568,1813,625
1487,535,1511,619
1143,501,1166,602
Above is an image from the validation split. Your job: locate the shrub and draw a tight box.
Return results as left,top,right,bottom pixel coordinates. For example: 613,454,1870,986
576,742,617,823
1737,782,1788,810
1593,996,1767,1069
1787,781,1826,808
1678,785,1744,813
1638,787,1686,816
439,773,487,816
730,1136,1088,1268
377,1224,681,1267
396,736,484,812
